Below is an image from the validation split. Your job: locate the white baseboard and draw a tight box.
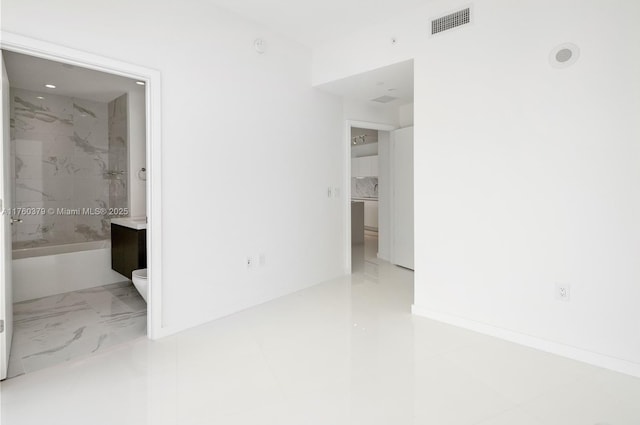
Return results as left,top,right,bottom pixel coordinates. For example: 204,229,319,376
412,304,640,378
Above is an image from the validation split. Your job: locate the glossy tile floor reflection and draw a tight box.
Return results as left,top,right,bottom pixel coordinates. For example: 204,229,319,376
7,282,147,379
2,240,640,424
351,229,379,276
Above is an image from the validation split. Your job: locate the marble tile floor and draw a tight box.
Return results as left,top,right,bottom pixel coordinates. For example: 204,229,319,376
2,257,640,424
7,281,147,379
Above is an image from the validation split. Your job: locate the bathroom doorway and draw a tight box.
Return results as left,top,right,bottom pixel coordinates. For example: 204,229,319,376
0,33,163,380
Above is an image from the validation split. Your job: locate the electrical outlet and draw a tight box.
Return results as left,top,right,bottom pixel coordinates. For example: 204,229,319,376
555,283,571,302
246,256,253,269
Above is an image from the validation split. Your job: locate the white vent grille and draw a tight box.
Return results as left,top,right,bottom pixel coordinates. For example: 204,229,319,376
431,7,470,35
371,95,397,104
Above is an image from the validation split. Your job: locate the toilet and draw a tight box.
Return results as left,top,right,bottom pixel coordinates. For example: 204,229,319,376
132,269,148,302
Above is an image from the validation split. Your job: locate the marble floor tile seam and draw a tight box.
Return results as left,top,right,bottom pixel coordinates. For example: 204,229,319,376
13,291,75,304
13,290,86,307
81,296,145,318
13,300,90,319
14,280,133,308
74,280,131,293
97,309,146,324
17,286,142,322
13,296,90,311
13,304,96,327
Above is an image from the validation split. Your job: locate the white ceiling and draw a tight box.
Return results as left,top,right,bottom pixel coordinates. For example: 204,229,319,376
316,59,413,105
209,0,429,47
2,50,143,103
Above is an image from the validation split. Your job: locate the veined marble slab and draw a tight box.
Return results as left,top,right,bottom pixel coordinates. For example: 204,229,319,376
7,281,146,379
10,88,113,248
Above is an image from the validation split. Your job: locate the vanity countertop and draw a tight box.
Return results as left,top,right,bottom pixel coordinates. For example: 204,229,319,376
111,217,147,230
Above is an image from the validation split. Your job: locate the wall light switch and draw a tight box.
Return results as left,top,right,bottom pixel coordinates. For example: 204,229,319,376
327,187,333,198
254,38,267,54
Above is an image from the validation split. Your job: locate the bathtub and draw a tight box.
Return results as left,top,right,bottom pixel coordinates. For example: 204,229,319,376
12,240,129,302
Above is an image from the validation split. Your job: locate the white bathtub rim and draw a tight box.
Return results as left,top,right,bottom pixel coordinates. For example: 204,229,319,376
12,240,110,260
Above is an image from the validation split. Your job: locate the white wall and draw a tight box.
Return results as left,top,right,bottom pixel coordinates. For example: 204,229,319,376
314,0,640,376
127,89,146,218
2,0,345,334
397,103,413,128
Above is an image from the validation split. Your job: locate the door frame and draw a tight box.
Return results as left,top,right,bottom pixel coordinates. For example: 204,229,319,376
0,51,13,379
344,120,396,274
389,126,414,269
0,32,166,339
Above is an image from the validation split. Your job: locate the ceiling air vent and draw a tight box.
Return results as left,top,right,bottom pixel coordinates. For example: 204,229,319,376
371,95,397,104
431,7,471,35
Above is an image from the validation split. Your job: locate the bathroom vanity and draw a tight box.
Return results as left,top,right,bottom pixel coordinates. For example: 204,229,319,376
111,217,147,279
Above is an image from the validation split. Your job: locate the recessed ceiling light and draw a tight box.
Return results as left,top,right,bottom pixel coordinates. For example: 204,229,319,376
135,81,145,86
45,84,56,89
36,96,44,100
376,81,385,86
387,88,397,92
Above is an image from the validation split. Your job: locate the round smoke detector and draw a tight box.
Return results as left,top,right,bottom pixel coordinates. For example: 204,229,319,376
549,43,580,69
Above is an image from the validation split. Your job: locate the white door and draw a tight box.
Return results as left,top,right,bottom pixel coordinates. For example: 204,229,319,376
0,52,13,380
392,126,414,270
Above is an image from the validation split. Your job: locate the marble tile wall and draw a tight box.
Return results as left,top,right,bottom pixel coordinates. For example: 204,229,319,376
10,88,113,249
351,177,378,198
108,94,128,210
